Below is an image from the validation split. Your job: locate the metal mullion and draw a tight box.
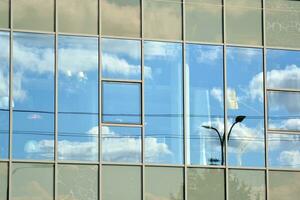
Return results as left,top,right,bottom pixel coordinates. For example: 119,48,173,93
12,29,55,35
267,88,300,93
226,43,264,49
0,28,11,31
98,0,102,199
186,40,224,46
266,45,300,52
187,165,226,169
269,168,300,172
57,160,100,165
8,0,13,198
101,122,143,128
222,0,229,200
141,0,145,199
102,162,143,166
102,35,142,41
101,78,142,84
262,0,269,200
57,32,99,38
54,0,58,199
11,159,55,164
268,129,300,135
228,166,266,171
145,164,185,168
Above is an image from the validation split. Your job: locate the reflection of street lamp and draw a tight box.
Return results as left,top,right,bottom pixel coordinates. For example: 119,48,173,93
202,115,246,165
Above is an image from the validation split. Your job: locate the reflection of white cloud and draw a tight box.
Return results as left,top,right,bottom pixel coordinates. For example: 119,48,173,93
196,46,222,64
279,150,300,167
144,42,181,60
27,113,42,120
210,87,223,103
270,118,300,131
210,87,238,109
227,48,261,64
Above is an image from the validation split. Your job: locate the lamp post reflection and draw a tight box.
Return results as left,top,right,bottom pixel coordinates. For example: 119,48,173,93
202,115,246,165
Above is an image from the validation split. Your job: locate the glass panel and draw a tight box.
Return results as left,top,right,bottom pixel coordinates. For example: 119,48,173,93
13,0,54,31
187,168,225,200
0,162,8,200
145,167,184,200
13,32,55,160
144,0,182,40
185,3,222,43
229,169,265,200
186,44,224,166
11,163,54,200
102,165,141,200
0,0,9,28
102,126,141,163
144,41,183,164
226,7,262,45
102,82,141,124
0,111,9,159
267,49,300,90
185,0,221,5
102,0,140,37
58,0,98,34
266,0,300,48
226,0,261,8
58,36,98,161
268,91,300,131
269,171,300,200
227,47,264,167
102,38,141,80
269,133,300,168
58,164,98,200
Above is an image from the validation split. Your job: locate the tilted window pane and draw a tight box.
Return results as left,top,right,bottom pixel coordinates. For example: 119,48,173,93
102,38,141,80
58,36,99,161
0,111,9,159
269,171,300,199
102,165,141,200
13,0,54,31
0,163,8,200
11,163,54,200
187,168,225,200
0,0,9,28
58,0,98,34
102,82,141,124
226,6,262,45
185,3,223,43
144,0,182,40
144,41,183,164
145,167,184,200
58,165,98,200
266,0,300,48
269,133,300,168
267,49,300,90
186,44,224,166
13,33,55,160
102,126,141,163
229,169,265,200
268,91,300,131
227,47,264,167
102,0,140,37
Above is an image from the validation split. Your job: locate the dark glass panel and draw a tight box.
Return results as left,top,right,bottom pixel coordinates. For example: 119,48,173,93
144,41,183,164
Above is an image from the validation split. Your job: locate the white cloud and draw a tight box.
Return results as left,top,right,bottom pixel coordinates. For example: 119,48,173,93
144,42,181,60
210,87,223,103
268,65,300,89
279,150,300,168
196,46,222,64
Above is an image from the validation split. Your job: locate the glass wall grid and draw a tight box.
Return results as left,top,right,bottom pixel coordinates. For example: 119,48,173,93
2,0,300,200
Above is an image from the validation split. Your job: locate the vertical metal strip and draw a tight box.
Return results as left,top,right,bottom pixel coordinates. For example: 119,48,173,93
262,0,269,199
8,0,13,199
141,0,145,199
182,0,188,200
54,0,58,199
222,0,229,199
98,0,102,199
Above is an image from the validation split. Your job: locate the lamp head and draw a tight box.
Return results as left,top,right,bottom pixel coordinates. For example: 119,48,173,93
235,115,246,123
202,125,212,129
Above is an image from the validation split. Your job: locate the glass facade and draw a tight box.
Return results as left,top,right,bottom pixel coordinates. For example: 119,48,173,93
1,0,300,200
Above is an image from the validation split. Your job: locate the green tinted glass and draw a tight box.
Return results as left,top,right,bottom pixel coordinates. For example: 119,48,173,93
0,163,8,200
0,0,9,28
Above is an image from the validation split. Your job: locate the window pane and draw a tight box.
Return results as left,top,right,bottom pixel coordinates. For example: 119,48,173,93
187,168,225,200
227,47,264,167
58,164,98,200
269,171,300,200
11,163,54,200
58,36,98,161
229,170,265,200
0,162,8,200
185,3,222,43
102,38,141,80
0,111,9,159
144,0,182,40
102,126,141,163
13,0,54,31
267,49,300,90
144,41,183,164
102,82,141,124
102,0,140,37
226,6,262,45
266,0,300,48
269,133,300,168
0,31,9,110
185,0,221,5
102,165,141,200
145,167,184,200
186,44,224,166
0,0,9,28
268,91,300,131
13,32,55,160
226,0,261,7
58,0,98,34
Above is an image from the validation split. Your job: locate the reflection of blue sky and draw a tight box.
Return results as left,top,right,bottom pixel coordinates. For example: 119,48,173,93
144,41,183,164
227,47,264,167
102,38,141,80
186,44,224,165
